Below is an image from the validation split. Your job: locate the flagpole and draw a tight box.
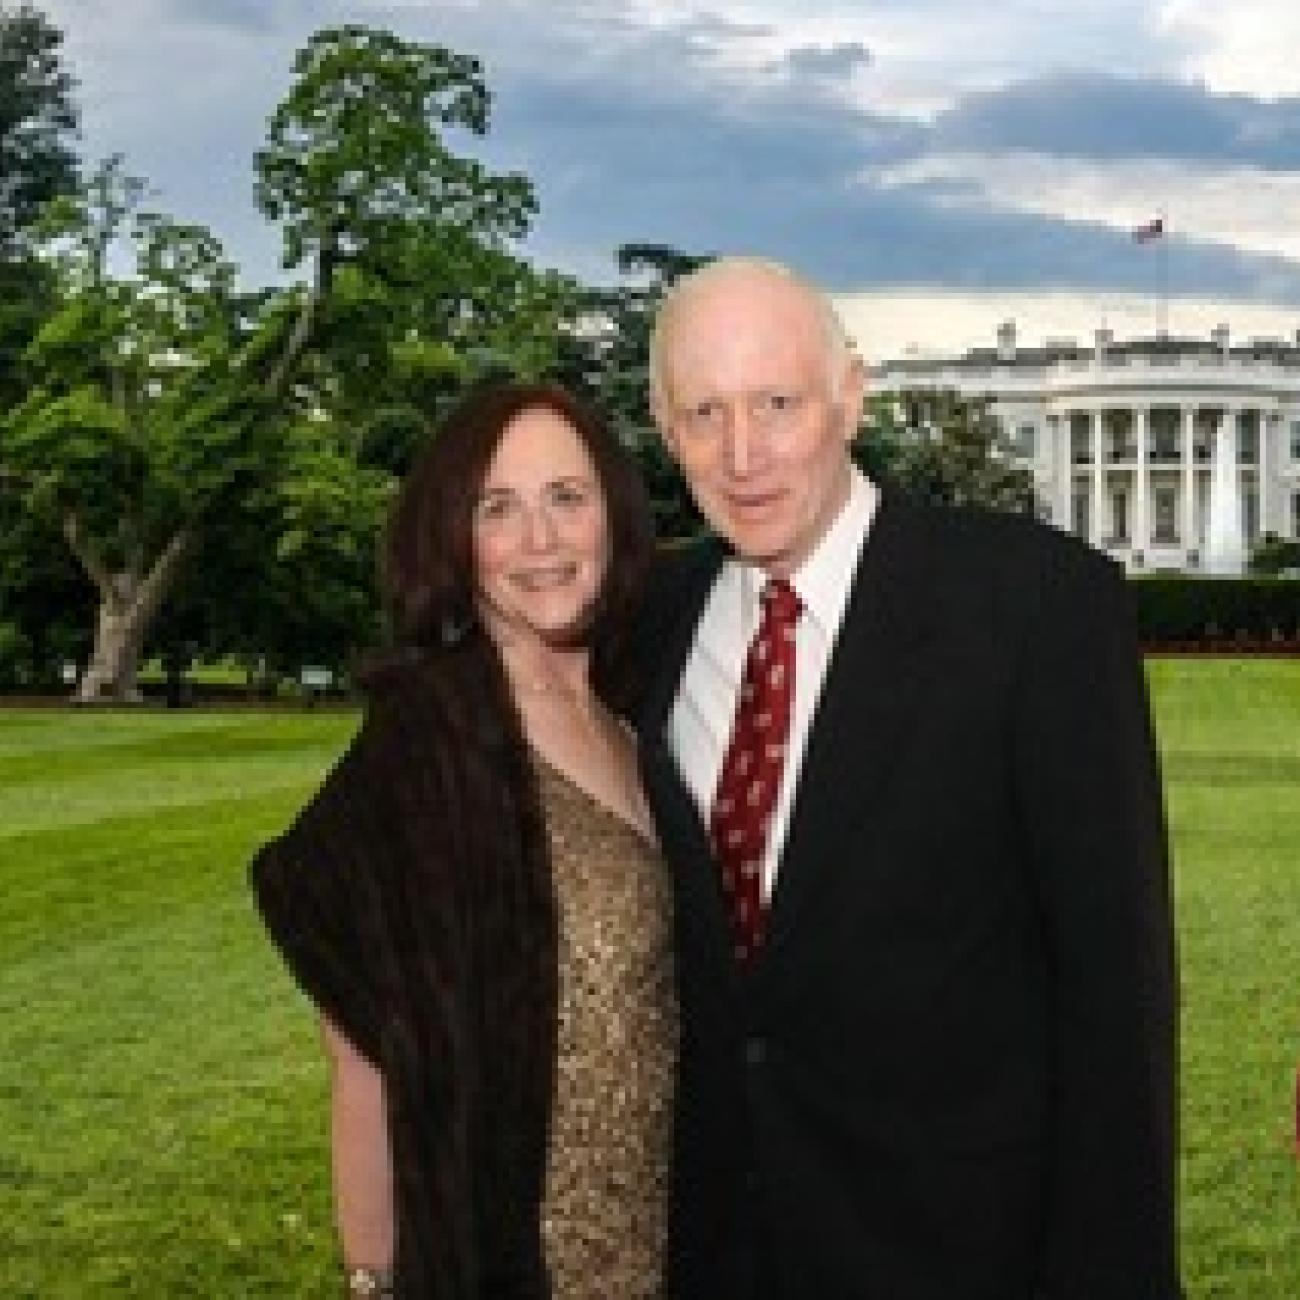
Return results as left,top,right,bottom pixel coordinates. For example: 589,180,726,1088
1132,214,1167,336
1158,207,1168,337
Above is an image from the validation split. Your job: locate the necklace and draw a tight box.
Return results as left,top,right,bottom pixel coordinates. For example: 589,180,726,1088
505,669,601,716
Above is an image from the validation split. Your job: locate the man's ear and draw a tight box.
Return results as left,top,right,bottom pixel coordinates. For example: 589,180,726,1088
839,355,867,441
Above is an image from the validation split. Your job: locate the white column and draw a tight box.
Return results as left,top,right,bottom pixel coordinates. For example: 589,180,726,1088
1258,408,1270,538
1090,409,1104,548
1181,405,1196,556
1227,405,1241,540
1134,405,1150,557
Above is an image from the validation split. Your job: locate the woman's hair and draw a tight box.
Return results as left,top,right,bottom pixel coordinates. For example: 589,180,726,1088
378,381,654,708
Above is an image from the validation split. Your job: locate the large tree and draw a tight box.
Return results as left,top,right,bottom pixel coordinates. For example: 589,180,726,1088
3,25,570,699
253,23,537,394
4,156,281,700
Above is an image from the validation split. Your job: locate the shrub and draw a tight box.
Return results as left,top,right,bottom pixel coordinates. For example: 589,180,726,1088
1132,577,1300,645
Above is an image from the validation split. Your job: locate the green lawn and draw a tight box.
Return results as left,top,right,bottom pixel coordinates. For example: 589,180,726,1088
1,662,1297,1296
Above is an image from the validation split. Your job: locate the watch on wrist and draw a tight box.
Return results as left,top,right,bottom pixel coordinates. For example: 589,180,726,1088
345,1266,394,1298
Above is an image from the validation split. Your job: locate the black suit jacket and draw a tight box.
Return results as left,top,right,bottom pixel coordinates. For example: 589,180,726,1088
638,489,1181,1300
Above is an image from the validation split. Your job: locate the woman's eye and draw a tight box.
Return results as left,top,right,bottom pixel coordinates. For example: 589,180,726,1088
550,483,588,507
476,495,516,520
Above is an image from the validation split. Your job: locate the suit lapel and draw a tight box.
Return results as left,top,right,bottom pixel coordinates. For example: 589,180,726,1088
760,489,937,967
637,539,727,741
637,542,740,980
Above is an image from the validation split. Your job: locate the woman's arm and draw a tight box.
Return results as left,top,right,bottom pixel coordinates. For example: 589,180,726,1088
321,1013,396,1273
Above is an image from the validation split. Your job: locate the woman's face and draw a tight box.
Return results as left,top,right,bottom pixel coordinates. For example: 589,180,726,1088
472,405,610,647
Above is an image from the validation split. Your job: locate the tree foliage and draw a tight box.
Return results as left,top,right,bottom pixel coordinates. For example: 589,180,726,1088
255,25,533,273
253,24,539,396
2,24,575,696
0,1,77,258
9,157,265,555
0,2,76,409
562,243,712,540
1248,533,1300,577
2,156,285,697
860,388,1042,516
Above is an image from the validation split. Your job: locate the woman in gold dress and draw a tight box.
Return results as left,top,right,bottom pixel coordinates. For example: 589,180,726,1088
251,383,675,1298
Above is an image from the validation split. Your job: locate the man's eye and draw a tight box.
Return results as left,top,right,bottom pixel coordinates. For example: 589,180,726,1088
765,392,799,413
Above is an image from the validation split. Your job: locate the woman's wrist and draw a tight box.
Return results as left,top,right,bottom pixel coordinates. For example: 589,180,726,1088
344,1265,394,1297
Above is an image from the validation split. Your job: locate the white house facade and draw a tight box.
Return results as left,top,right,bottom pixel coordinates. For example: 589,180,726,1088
871,323,1300,572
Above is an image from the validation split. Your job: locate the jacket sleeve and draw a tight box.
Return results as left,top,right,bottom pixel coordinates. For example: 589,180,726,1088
1011,543,1182,1298
249,714,388,1067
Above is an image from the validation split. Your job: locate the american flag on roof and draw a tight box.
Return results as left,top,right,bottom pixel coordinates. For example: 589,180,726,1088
1132,216,1164,243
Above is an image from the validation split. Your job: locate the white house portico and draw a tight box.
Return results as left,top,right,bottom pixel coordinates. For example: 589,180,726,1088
872,323,1300,572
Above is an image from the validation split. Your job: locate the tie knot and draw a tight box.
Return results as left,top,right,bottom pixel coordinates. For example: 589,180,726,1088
761,579,802,629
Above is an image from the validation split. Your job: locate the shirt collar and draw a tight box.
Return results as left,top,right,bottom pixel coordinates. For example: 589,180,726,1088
739,465,878,638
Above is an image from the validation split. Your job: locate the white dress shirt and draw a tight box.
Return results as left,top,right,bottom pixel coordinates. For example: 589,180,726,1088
668,467,879,902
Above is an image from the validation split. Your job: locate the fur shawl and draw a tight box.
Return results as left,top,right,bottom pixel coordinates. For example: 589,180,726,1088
250,647,558,1298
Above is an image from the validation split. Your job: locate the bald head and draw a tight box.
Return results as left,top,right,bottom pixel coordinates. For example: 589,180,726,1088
649,257,857,416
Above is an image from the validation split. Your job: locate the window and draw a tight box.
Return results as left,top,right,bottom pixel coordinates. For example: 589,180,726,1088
1071,421,1092,464
1244,490,1259,541
1153,488,1178,544
1292,491,1300,539
1071,490,1090,539
1016,423,1036,458
1107,429,1136,462
1290,421,1300,461
1238,421,1259,465
1150,427,1180,463
1111,490,1130,543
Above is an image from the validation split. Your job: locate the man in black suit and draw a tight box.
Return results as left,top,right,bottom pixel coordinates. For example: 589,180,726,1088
639,257,1181,1299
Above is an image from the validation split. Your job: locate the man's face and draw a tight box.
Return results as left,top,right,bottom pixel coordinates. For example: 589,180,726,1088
654,273,863,578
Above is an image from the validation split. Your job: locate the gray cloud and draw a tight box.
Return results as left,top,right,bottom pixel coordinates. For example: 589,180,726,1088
932,71,1300,170
781,41,872,81
674,11,773,42
481,23,1300,302
152,0,279,31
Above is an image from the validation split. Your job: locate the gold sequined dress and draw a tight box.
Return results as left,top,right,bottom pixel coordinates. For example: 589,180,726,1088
535,757,678,1300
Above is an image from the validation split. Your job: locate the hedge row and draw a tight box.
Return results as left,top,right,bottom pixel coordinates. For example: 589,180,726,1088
1131,577,1300,644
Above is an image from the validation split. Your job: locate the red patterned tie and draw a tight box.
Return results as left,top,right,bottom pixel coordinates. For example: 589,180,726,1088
710,578,803,964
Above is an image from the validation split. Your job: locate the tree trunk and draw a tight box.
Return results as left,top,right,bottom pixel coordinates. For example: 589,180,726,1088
77,573,150,702
265,231,338,397
66,521,193,703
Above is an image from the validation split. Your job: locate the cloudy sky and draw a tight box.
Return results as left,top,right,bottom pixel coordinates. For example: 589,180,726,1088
40,0,1300,357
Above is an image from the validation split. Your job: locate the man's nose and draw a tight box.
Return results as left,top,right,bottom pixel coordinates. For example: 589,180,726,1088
722,407,756,478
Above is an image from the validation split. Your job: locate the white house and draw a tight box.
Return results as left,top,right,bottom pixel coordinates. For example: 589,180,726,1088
871,322,1300,572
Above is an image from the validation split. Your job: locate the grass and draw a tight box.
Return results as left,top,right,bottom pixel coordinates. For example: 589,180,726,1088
0,711,358,1297
1146,659,1300,1296
1,661,1298,1295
